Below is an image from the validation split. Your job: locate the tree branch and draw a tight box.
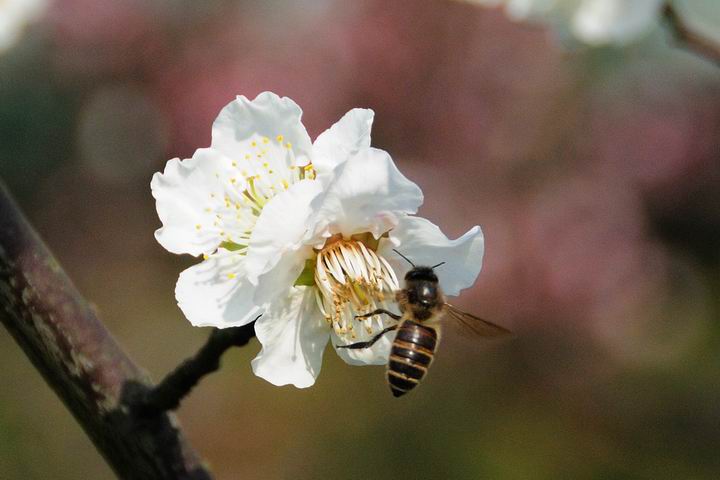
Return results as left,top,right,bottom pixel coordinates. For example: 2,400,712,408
0,180,212,480
664,3,720,66
134,322,258,417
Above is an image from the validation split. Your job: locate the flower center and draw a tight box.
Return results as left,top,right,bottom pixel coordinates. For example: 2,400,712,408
313,237,399,340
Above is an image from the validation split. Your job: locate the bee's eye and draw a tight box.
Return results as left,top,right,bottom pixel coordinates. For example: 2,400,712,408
407,289,419,303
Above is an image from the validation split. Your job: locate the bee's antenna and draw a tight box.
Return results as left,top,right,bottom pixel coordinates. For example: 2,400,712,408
392,249,415,268
430,261,446,270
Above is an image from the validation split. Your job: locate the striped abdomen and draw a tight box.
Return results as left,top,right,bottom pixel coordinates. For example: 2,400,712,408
387,320,438,397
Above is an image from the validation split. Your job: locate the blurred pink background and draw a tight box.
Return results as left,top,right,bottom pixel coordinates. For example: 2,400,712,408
1,1,719,478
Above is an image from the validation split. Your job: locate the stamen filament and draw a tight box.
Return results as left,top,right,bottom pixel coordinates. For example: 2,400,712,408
314,239,399,342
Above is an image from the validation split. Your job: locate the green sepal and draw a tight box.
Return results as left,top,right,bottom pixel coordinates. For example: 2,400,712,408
219,241,245,251
294,259,316,286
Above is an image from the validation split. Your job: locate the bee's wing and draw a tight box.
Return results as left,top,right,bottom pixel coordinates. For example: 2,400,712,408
444,303,511,338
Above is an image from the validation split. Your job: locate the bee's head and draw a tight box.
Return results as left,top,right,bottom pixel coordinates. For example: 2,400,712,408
393,249,445,311
404,266,438,283
404,266,441,313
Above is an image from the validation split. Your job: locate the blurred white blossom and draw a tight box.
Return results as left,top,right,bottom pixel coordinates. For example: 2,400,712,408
673,0,720,45
0,0,47,53
471,0,665,46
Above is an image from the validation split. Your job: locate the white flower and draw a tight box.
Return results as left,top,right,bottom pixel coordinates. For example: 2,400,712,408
0,0,47,53
152,92,485,388
470,0,664,46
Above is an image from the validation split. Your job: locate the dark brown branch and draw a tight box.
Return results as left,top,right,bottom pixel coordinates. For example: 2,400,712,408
134,322,258,417
0,180,212,480
664,3,720,66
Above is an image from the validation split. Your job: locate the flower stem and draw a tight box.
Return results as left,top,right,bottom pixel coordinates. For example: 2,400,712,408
663,3,720,66
132,320,259,417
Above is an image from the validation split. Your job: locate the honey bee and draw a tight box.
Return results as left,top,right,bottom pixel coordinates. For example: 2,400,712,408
338,250,510,397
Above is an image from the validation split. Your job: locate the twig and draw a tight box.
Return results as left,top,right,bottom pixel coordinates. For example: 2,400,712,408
0,179,213,480
663,3,720,66
134,321,258,417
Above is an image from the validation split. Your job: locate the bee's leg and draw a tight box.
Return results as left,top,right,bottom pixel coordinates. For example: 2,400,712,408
336,325,398,350
355,309,402,321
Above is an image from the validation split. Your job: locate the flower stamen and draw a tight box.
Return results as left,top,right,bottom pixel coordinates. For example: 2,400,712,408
314,238,399,341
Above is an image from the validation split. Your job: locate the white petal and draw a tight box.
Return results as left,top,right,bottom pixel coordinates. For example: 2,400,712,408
572,0,662,45
244,179,322,283
211,92,313,165
152,148,237,256
253,244,313,306
175,250,263,328
332,328,394,366
309,148,423,242
251,287,329,388
312,108,374,176
377,216,485,297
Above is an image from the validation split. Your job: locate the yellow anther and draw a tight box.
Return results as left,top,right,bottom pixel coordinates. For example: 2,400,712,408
195,224,201,230
232,161,237,167
262,137,269,144
285,142,292,149
231,178,237,184
251,141,257,147
202,254,209,260
227,273,236,279
262,162,269,168
276,134,284,142
282,180,289,189
245,154,251,160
